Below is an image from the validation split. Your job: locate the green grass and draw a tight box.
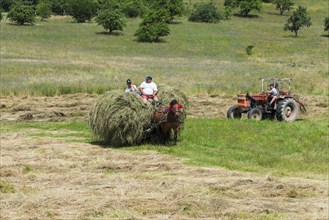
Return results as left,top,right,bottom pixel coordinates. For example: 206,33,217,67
2,118,328,179
1,0,328,96
0,180,16,193
133,118,329,179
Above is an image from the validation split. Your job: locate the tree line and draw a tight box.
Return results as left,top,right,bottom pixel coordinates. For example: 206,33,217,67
0,0,328,41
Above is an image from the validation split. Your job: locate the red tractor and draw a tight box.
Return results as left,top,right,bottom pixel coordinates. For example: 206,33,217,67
227,78,306,122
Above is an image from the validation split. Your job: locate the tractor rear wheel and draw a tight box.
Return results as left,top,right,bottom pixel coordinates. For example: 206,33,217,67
276,98,299,122
248,108,263,121
227,105,242,119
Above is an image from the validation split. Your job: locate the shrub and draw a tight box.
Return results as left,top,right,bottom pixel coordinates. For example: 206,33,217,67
1,0,14,12
324,17,329,33
135,9,170,42
273,0,294,15
36,0,52,21
96,8,126,33
188,2,222,23
246,45,254,55
224,0,262,17
144,0,184,23
7,2,36,25
122,0,145,18
284,6,312,37
50,0,69,15
67,0,98,23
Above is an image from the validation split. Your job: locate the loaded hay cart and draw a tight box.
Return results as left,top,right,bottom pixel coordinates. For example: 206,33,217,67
89,85,188,147
227,78,306,122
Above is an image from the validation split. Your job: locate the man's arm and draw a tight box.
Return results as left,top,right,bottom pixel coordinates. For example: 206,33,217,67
139,82,146,95
153,84,158,96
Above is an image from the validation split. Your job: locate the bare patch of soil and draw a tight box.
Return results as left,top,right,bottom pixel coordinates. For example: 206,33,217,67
0,93,327,122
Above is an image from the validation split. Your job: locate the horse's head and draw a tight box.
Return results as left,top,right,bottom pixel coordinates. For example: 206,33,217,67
169,99,183,122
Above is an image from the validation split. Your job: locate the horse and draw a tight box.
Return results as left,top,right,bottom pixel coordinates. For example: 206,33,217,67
152,99,183,145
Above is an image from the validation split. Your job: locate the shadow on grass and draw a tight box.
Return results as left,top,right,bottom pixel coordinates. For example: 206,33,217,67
6,22,34,26
267,12,290,17
90,137,175,148
320,34,329,38
282,35,306,38
233,13,260,18
169,21,183,25
96,31,123,36
133,38,167,43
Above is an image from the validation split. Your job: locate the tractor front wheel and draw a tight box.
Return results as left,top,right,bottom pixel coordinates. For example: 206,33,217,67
276,98,299,122
227,105,242,119
248,108,263,121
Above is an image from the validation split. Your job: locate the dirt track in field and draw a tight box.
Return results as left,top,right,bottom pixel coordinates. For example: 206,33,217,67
0,93,327,122
1,133,328,219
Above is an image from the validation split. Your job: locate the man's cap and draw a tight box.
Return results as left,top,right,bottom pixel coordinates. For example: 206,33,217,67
126,79,132,84
146,76,152,81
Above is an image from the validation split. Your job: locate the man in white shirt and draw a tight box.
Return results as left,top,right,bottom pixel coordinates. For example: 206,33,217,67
267,83,279,106
139,76,159,103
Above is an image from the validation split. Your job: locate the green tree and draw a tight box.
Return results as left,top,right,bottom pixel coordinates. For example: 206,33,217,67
284,6,311,37
135,9,170,42
50,0,69,15
188,2,222,23
1,0,14,12
144,0,184,23
67,0,98,22
96,7,126,33
36,0,51,20
273,0,293,15
0,8,3,21
7,2,36,25
224,0,262,17
324,17,329,33
122,0,145,18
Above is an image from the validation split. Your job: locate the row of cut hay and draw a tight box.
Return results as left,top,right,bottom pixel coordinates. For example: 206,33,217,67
89,85,188,147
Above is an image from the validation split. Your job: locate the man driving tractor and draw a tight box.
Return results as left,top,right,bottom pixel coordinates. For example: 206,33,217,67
267,83,278,107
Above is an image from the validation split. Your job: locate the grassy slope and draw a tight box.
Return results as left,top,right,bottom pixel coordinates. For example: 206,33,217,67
1,1,328,96
2,118,328,179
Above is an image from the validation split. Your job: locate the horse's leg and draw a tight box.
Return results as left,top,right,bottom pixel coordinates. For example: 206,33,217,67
156,126,162,145
173,130,177,145
173,125,180,145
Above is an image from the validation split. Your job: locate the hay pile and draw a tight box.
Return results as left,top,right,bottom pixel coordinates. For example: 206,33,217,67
89,85,188,147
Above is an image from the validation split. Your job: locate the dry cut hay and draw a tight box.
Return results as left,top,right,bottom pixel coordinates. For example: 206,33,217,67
89,85,188,147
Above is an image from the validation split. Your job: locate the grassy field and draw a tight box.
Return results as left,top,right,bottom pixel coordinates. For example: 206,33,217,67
2,118,327,180
1,0,328,96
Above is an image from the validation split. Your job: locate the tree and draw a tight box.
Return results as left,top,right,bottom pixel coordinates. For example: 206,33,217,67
36,0,51,20
324,17,329,33
0,8,3,21
50,0,69,15
284,6,311,37
135,9,170,42
144,0,184,23
7,2,36,25
188,2,222,23
1,0,14,12
273,0,293,15
224,0,262,17
67,0,98,23
122,0,145,18
96,7,126,33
